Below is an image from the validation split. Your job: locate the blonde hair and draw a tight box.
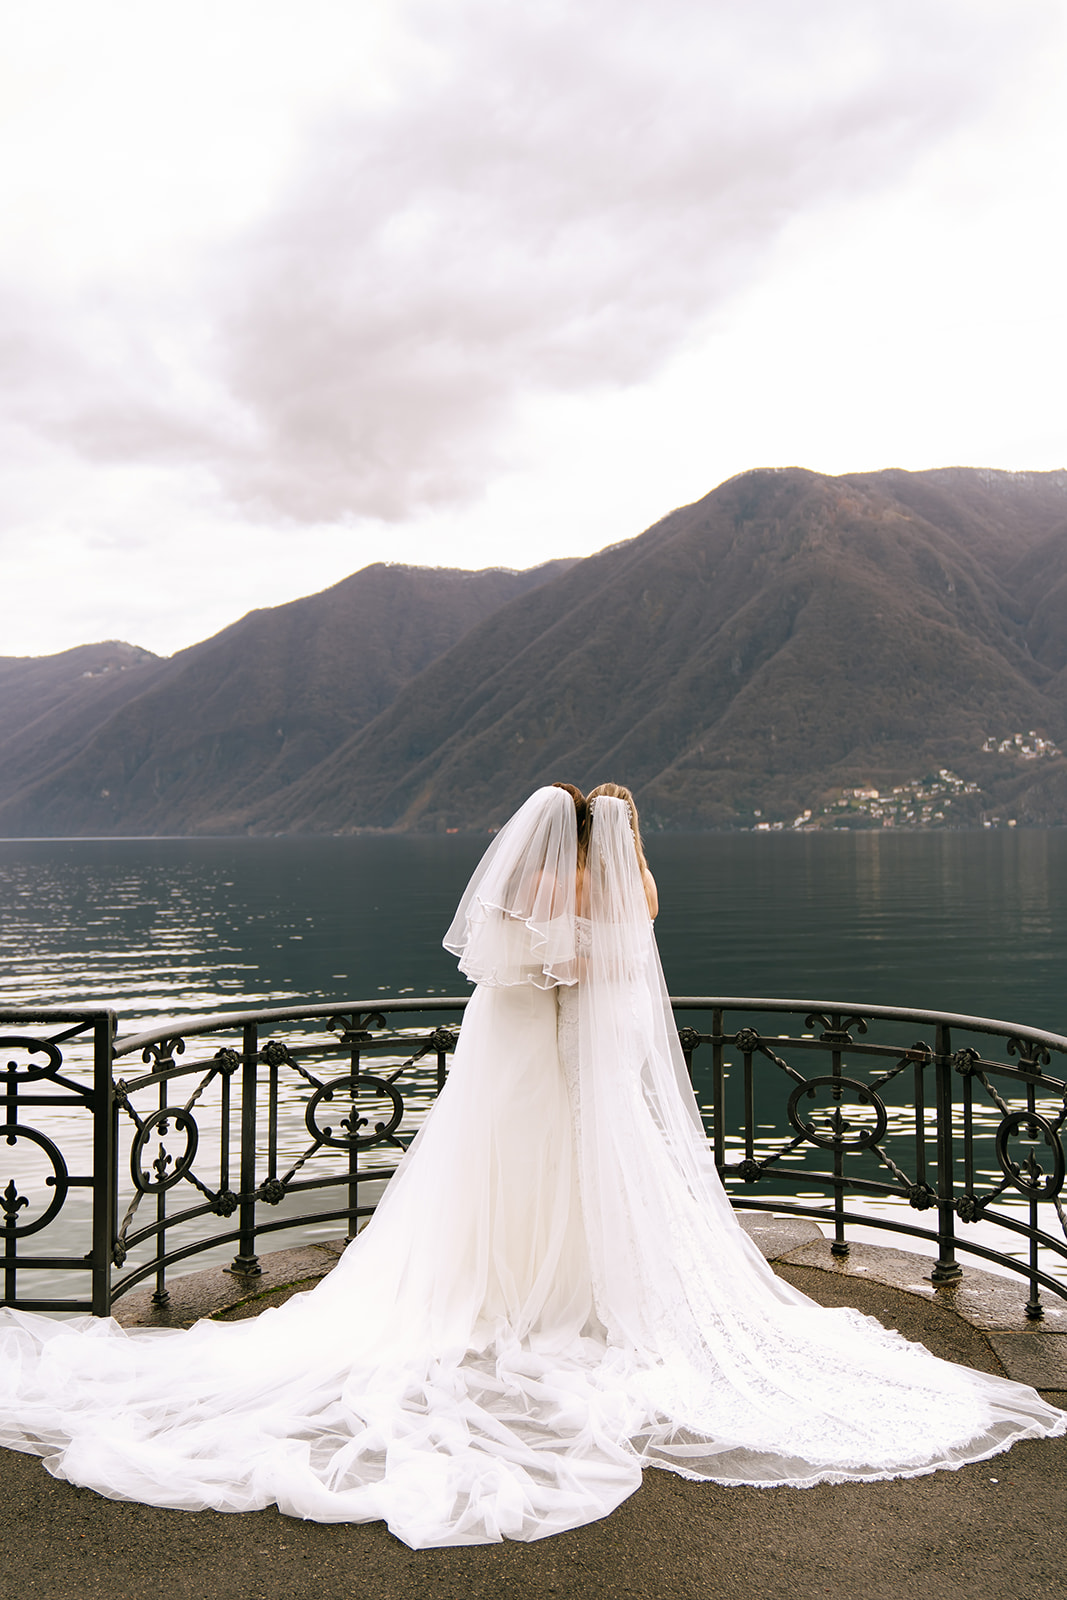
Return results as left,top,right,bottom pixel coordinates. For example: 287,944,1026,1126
585,783,648,874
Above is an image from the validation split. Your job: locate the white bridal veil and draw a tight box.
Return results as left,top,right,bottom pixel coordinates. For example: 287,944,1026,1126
0,786,1062,1548
443,784,578,987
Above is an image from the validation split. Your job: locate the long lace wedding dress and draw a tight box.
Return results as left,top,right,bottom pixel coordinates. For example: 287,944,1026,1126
0,788,1062,1548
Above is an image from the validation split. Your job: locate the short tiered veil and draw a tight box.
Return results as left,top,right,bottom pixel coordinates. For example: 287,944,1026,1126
444,785,578,988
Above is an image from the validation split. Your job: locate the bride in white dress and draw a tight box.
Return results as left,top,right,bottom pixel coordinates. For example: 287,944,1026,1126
0,783,1062,1548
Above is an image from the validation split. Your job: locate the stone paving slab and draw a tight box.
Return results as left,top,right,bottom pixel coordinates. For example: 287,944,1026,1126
939,1278,1067,1333
732,1213,823,1258
988,1333,1067,1389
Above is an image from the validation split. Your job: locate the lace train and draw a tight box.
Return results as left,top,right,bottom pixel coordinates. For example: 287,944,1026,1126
555,983,1061,1488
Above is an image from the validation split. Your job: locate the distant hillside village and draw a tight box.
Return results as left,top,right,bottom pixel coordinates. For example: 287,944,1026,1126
769,733,1064,832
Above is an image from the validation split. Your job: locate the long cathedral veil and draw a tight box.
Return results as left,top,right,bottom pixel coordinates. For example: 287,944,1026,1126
571,797,1063,1481
574,796,801,1359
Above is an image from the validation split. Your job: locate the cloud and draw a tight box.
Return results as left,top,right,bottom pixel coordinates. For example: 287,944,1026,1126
0,0,1052,529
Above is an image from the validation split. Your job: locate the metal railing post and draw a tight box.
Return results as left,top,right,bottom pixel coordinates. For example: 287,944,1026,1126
930,1022,961,1283
346,1036,361,1242
1025,1078,1044,1322
152,1053,170,1305
711,1007,725,1170
91,1012,116,1316
229,1021,261,1277
829,1016,849,1259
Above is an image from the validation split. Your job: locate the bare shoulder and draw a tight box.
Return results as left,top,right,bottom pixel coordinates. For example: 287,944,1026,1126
642,868,659,920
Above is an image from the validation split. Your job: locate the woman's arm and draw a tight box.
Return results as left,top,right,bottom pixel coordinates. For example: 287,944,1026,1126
642,868,659,920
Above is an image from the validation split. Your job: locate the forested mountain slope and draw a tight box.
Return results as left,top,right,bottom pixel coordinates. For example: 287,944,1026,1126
0,561,571,835
0,642,164,810
241,467,1067,832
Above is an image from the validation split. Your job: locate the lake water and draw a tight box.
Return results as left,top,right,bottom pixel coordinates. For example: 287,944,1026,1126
2,828,1066,1296
3,828,1067,1031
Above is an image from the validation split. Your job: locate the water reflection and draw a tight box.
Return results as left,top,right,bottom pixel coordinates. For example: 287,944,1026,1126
0,836,486,1027
4,831,1067,1031
653,829,1067,1031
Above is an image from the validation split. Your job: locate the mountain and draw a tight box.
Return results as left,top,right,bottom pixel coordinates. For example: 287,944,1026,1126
0,642,165,811
0,561,573,835
236,466,1067,832
4,467,1067,836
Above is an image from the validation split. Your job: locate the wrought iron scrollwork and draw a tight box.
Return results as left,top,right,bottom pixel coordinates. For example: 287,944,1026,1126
994,1110,1065,1199
6,994,1067,1323
305,1073,404,1151
140,1036,186,1070
869,1041,932,1092
787,1076,888,1152
1007,1036,1053,1073
260,1039,294,1069
956,1193,986,1223
0,1036,64,1082
0,1124,69,1235
1,1181,28,1227
329,1011,388,1043
804,1013,869,1045
728,1027,803,1083
130,1107,200,1194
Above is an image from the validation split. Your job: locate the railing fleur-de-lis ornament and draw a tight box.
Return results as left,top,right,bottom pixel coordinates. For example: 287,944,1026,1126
150,1145,173,1186
1,1178,29,1229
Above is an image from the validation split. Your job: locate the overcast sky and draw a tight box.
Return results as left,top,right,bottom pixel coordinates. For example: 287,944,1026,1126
3,0,1065,659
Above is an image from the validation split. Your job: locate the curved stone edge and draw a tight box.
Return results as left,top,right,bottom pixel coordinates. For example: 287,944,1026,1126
112,1238,348,1331
112,1216,1067,1392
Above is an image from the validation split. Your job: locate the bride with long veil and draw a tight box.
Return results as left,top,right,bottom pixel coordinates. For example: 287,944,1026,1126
0,784,1063,1547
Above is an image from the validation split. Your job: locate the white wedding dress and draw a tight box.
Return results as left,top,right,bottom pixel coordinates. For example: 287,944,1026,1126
0,789,1062,1548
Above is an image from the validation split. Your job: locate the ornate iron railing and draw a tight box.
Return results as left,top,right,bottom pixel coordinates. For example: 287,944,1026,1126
1,998,1065,1319
0,1008,115,1314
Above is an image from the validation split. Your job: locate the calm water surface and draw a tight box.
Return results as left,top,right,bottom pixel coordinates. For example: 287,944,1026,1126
2,829,1066,1031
